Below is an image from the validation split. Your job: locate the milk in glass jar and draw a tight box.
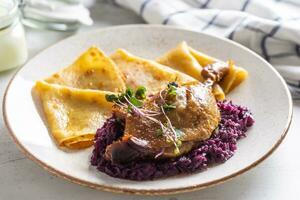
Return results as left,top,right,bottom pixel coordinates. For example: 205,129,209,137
0,0,27,72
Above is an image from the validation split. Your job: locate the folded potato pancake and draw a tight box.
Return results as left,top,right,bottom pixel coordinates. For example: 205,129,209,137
35,81,114,149
157,41,204,82
157,42,248,95
219,61,248,93
110,48,197,94
45,47,125,92
189,46,217,67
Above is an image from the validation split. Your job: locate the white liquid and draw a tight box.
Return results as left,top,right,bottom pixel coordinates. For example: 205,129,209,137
0,20,28,72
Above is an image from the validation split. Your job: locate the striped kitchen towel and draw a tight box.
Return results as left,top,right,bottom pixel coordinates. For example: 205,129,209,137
111,0,300,92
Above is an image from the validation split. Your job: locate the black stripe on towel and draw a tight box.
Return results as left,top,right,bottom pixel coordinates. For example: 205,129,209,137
162,9,226,28
228,17,247,40
140,0,153,17
195,15,227,28
201,12,221,31
245,25,270,36
244,25,288,42
199,0,211,8
273,16,282,21
110,0,118,6
260,25,281,61
241,0,251,11
162,10,187,25
269,52,295,58
296,45,300,57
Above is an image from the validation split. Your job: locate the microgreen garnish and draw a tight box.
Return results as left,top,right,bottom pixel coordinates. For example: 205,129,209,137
162,104,176,110
167,82,178,96
127,105,133,113
105,94,118,102
106,83,184,154
125,88,134,98
129,96,143,108
135,86,147,100
105,87,145,108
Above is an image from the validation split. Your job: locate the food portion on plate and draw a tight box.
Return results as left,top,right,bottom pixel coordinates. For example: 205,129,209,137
45,47,125,92
103,83,220,164
91,95,253,180
110,48,196,94
157,42,204,81
157,41,248,99
35,80,115,149
34,41,254,180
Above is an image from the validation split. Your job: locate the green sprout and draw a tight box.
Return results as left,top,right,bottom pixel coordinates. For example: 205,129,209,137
105,86,147,109
162,104,176,110
135,86,147,100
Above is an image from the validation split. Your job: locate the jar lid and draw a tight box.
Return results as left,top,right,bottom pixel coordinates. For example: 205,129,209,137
0,0,18,29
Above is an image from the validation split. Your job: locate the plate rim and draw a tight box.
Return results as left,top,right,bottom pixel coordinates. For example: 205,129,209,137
2,24,293,195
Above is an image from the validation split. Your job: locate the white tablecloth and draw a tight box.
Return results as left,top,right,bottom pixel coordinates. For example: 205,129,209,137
0,1,300,199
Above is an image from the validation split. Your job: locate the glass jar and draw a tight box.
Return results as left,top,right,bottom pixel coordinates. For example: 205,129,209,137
20,0,93,32
0,0,28,72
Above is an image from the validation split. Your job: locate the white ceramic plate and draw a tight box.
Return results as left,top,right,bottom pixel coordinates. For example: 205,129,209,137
3,25,292,195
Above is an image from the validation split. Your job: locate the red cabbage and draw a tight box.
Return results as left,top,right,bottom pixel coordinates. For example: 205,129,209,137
91,101,254,180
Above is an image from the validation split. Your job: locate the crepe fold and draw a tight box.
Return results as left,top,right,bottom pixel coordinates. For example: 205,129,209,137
157,41,248,100
45,47,125,92
35,47,123,150
35,81,114,149
110,48,197,94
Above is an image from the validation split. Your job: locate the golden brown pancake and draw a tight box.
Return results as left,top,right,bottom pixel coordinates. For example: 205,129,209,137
111,48,197,94
35,81,114,149
45,47,125,92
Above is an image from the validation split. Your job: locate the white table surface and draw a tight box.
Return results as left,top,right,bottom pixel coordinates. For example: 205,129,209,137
1,1,300,199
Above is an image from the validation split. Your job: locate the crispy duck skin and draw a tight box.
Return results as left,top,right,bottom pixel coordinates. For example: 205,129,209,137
104,83,220,164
